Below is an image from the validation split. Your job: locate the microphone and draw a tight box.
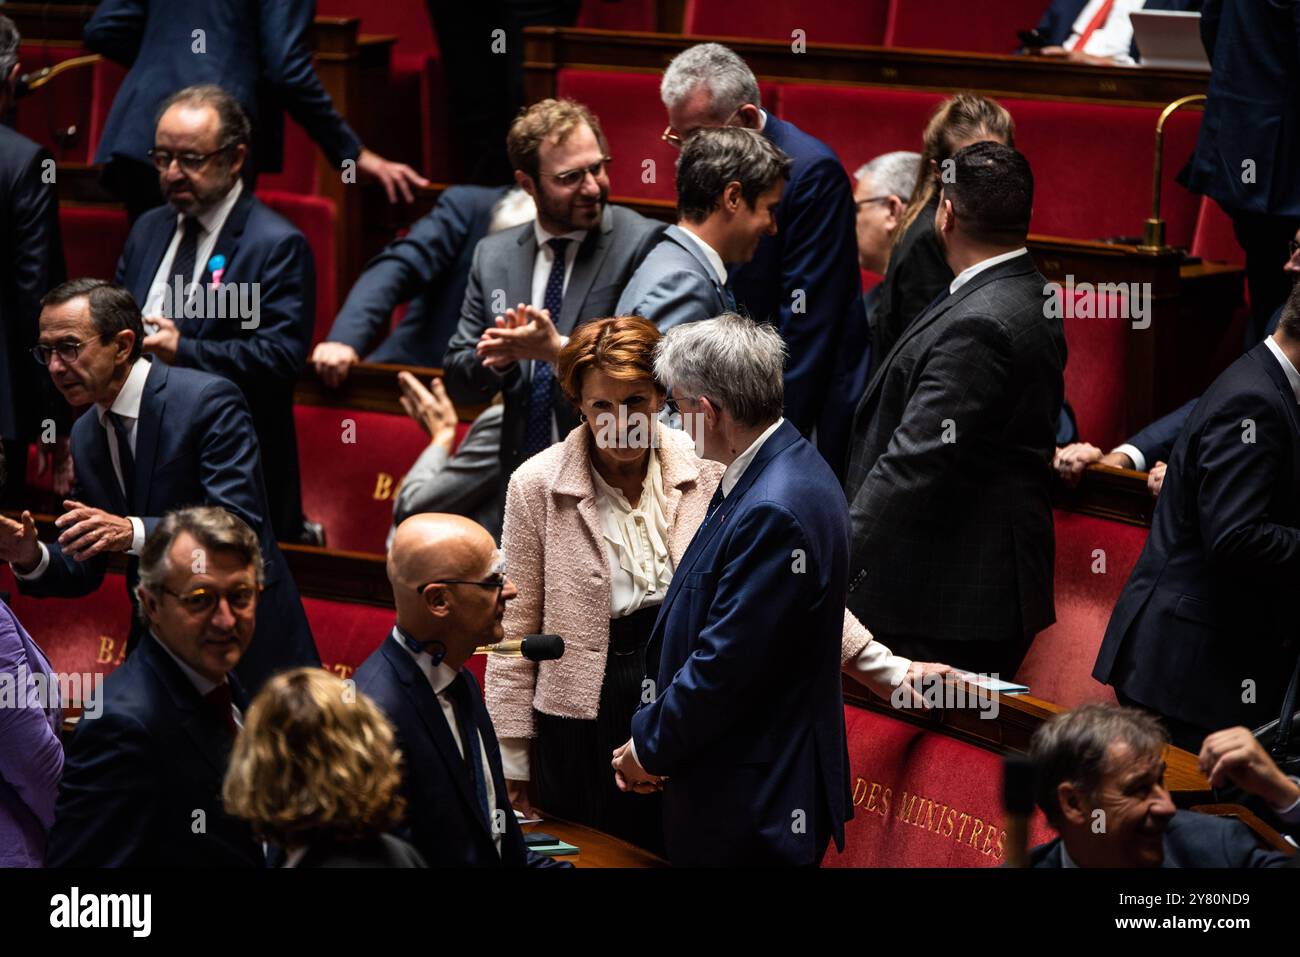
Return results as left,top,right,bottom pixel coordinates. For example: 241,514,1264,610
475,634,565,662
1002,754,1036,868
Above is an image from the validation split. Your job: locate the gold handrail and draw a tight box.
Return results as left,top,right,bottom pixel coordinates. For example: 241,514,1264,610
1138,93,1207,253
21,53,103,93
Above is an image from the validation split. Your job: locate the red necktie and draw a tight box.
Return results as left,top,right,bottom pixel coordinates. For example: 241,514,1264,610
204,683,239,739
1070,0,1117,53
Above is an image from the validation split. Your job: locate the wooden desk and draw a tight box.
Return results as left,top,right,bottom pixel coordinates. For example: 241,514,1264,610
522,817,667,868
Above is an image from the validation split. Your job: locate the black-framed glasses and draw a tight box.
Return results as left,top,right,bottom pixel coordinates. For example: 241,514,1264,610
665,391,706,417
418,564,508,598
161,583,262,615
31,337,102,366
541,157,611,189
147,144,234,173
855,196,893,210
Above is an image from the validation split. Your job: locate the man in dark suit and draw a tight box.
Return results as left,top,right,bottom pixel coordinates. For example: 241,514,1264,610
1028,704,1289,868
613,314,851,867
46,506,267,867
1033,0,1200,64
1182,0,1300,343
616,127,789,331
658,43,859,449
0,279,318,694
442,98,662,509
84,0,425,219
311,186,531,386
845,142,1066,677
354,512,567,867
1094,282,1300,751
0,16,67,507
115,85,313,544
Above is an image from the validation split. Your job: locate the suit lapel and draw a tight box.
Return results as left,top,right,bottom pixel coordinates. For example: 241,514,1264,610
136,216,177,308
557,206,615,335
79,406,129,515
1249,343,1300,438
380,639,487,835
188,189,253,337
130,361,168,516
139,637,229,777
665,224,727,307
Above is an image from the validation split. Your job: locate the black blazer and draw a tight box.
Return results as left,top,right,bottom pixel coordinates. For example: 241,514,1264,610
1031,810,1290,868
46,635,263,867
0,124,65,444
294,833,428,868
1182,0,1300,218
17,361,319,694
353,635,567,868
115,187,314,541
326,185,508,367
845,253,1066,646
1094,341,1300,733
84,0,362,173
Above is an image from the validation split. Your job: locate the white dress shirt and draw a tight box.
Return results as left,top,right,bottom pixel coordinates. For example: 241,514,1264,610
676,224,728,285
392,630,502,856
1113,335,1300,472
143,178,244,319
12,358,152,581
1065,0,1145,64
590,443,675,618
948,247,1029,296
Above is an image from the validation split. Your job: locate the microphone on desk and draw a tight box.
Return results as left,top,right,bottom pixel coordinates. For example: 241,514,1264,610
475,634,565,662
1003,754,1036,868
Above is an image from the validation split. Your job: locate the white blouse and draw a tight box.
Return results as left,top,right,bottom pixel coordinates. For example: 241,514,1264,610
588,444,675,618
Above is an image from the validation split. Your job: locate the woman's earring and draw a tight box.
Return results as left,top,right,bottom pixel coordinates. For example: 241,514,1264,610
579,413,587,423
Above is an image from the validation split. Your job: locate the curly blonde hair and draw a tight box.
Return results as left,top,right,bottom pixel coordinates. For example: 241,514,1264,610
222,668,406,847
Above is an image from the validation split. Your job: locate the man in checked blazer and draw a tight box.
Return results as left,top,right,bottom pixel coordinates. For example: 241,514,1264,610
442,99,662,517
844,142,1066,678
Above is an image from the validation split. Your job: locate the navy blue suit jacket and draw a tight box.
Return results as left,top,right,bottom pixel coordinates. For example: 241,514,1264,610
84,0,362,173
1127,305,1285,467
328,185,507,367
1182,0,1300,217
354,635,566,868
1031,810,1290,867
16,361,318,693
728,115,860,439
0,125,65,443
46,635,264,867
1035,0,1199,60
631,421,852,866
115,187,313,538
1094,342,1300,733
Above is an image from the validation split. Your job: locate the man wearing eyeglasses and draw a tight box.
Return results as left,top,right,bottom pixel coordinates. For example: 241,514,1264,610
46,506,267,867
114,84,318,546
0,278,319,695
443,98,663,519
354,513,568,867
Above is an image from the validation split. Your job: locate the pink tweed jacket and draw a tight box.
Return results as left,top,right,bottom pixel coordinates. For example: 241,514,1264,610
486,423,875,738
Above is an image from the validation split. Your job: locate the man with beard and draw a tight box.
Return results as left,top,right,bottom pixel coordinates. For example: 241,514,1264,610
442,99,662,514
844,142,1066,679
113,85,317,544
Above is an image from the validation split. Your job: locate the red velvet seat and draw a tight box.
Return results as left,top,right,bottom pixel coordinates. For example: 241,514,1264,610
1015,510,1147,708
59,205,130,282
305,595,486,693
0,567,130,708
684,0,890,45
17,44,97,164
557,69,781,202
1053,282,1131,451
294,405,431,553
1191,196,1245,266
255,190,338,344
777,85,945,175
825,703,1055,867
884,0,1046,55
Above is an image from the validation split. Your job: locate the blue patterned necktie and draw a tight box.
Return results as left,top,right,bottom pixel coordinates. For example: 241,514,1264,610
446,672,491,827
523,237,571,458
169,217,201,318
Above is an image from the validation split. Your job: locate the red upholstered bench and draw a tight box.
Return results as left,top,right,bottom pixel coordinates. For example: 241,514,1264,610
556,69,780,202
778,85,945,177
59,205,130,281
1191,196,1245,267
825,703,1055,867
294,405,432,553
0,567,130,708
684,0,889,44
1052,282,1131,451
255,190,338,345
304,594,486,693
1015,510,1147,708
884,0,1045,54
